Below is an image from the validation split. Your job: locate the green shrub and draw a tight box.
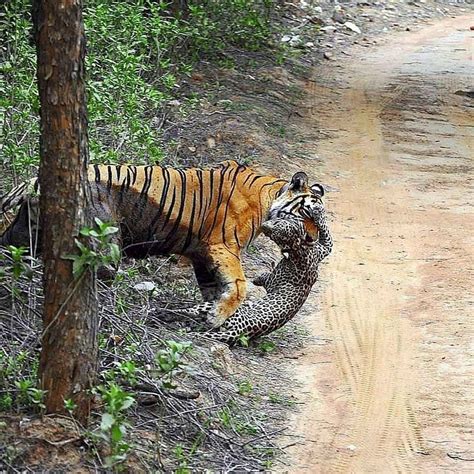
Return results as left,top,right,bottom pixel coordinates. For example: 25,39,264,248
1,0,275,177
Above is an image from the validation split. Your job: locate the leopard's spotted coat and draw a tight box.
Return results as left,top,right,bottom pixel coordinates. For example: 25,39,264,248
203,203,332,345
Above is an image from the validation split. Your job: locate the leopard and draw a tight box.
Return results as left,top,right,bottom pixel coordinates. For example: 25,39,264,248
197,201,333,345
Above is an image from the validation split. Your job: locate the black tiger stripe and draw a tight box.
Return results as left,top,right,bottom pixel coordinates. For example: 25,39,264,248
202,165,227,241
261,179,286,189
115,165,122,182
161,169,187,250
233,226,241,248
196,188,210,240
277,195,308,216
182,189,198,252
119,167,132,204
198,168,216,239
196,169,205,223
243,172,255,186
140,166,154,197
94,164,101,183
160,184,177,232
130,166,137,186
249,217,256,244
93,165,103,204
248,174,264,187
220,165,240,244
107,166,113,192
149,167,171,234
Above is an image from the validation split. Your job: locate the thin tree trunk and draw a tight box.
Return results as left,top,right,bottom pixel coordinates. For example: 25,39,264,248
33,0,98,423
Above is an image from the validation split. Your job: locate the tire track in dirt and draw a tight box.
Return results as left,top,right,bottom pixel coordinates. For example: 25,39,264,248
281,15,474,473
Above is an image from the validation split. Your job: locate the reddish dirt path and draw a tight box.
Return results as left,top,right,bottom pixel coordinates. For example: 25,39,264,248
280,15,473,472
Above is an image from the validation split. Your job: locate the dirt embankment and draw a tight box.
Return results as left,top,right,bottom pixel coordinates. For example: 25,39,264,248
279,14,474,473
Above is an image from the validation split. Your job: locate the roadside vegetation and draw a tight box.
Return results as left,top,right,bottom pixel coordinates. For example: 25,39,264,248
1,0,276,181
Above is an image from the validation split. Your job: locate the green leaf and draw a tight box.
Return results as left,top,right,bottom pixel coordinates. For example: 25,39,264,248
102,226,119,236
120,396,135,411
110,243,121,263
75,239,87,252
72,259,84,278
111,423,125,443
100,413,115,431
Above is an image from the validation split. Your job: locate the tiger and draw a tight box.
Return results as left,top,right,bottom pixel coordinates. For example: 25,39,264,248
0,160,324,327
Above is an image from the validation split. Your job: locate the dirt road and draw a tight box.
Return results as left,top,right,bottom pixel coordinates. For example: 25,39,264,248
281,15,473,473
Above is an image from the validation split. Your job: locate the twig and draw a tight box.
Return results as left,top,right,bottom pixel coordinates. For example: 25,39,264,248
22,436,81,447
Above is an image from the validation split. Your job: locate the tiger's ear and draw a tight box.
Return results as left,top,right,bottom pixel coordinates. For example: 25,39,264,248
310,183,325,197
289,172,309,191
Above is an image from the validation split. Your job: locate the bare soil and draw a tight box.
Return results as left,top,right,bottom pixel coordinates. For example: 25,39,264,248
278,14,474,473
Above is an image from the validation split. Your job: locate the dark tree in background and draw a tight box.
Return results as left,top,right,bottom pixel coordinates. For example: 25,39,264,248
33,0,98,423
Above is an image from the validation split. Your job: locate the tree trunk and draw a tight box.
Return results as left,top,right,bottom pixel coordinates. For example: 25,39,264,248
33,0,98,423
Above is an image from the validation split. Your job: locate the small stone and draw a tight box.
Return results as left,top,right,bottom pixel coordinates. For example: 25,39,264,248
133,281,156,291
324,52,335,61
344,21,361,34
281,34,301,47
207,137,216,149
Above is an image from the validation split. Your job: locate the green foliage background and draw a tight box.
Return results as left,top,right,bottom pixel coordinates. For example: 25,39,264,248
0,0,274,177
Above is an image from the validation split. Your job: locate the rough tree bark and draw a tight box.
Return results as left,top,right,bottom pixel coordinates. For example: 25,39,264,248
33,0,98,423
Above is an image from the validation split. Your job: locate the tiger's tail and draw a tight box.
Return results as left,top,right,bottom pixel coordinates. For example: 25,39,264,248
0,178,39,216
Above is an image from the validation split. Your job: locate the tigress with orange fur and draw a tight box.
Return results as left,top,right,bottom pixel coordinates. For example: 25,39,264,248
0,160,323,327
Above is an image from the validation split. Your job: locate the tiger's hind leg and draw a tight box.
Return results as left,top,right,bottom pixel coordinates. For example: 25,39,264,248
192,259,220,302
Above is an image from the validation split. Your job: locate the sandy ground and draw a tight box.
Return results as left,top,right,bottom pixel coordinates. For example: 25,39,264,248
278,14,474,473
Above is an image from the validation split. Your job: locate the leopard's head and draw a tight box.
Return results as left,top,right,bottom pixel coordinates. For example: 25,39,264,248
261,216,316,253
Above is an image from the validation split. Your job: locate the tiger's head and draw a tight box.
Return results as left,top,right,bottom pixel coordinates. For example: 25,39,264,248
268,171,325,222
